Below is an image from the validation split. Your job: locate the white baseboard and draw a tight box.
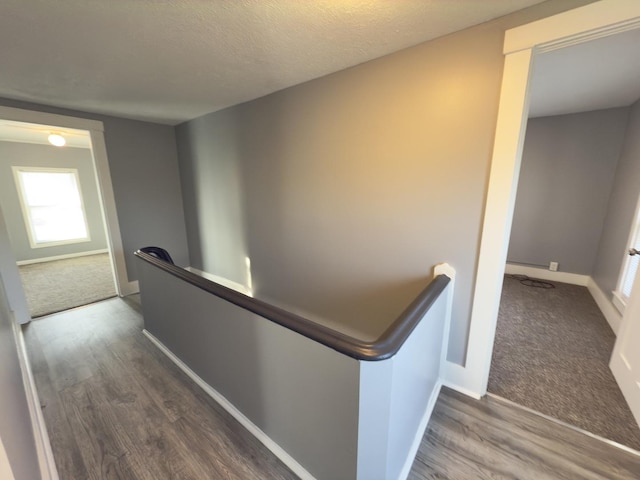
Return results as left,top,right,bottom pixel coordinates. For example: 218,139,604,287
440,360,483,399
13,317,58,480
441,379,483,400
504,264,589,286
120,280,139,297
398,381,442,480
586,278,621,335
16,249,108,266
142,329,316,480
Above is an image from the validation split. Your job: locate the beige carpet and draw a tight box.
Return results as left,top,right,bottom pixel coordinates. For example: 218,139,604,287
489,275,640,451
18,253,117,318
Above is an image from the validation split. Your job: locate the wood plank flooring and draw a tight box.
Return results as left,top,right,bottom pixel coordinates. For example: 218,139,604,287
24,296,640,479
24,297,298,480
409,387,640,480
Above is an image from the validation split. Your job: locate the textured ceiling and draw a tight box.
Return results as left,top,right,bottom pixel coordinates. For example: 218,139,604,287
529,27,640,118
0,0,547,125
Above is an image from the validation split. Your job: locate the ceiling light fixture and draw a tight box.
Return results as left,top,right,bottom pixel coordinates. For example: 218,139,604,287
48,133,66,147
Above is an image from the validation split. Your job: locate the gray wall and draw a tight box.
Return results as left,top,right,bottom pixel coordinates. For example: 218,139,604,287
0,142,108,262
508,108,629,274
176,0,595,364
594,100,640,294
138,257,361,480
139,256,451,480
0,98,190,281
0,206,31,326
0,207,40,480
177,109,248,283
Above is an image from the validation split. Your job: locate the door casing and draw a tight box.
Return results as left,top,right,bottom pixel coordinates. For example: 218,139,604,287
0,106,133,304
450,0,640,396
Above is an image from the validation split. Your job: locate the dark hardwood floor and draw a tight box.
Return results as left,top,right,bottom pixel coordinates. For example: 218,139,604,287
24,296,640,479
410,387,640,480
24,296,298,480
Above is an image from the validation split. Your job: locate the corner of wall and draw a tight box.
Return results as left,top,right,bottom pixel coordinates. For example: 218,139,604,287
504,263,590,286
586,277,622,335
120,280,140,297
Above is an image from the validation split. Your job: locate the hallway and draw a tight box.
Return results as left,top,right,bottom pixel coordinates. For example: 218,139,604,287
24,297,297,479
24,296,640,479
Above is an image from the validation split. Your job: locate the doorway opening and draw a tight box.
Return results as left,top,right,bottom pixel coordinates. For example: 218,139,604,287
0,120,116,317
0,107,131,323
485,73,640,448
466,1,640,455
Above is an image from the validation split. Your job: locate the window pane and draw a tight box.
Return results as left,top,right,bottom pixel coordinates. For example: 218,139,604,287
15,168,90,246
30,206,87,243
21,172,81,207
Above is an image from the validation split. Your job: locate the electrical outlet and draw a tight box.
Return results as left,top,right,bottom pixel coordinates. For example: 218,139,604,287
549,261,558,271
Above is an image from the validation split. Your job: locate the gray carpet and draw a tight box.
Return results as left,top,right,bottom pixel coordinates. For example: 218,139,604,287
18,253,117,318
488,275,640,451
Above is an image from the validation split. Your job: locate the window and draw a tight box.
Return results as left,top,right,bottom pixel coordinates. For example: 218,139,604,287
13,167,90,248
613,194,640,313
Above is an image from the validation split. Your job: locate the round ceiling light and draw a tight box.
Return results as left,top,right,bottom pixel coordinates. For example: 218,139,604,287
48,133,66,147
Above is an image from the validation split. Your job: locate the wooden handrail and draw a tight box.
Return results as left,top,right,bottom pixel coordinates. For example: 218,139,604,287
135,250,451,361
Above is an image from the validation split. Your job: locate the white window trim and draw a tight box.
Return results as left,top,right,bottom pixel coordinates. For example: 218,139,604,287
12,166,92,249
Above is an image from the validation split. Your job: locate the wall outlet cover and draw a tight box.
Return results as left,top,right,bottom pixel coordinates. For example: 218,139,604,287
549,261,559,271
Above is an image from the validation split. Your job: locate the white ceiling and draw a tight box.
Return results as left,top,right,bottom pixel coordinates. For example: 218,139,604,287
529,27,640,118
2,1,636,135
0,0,548,125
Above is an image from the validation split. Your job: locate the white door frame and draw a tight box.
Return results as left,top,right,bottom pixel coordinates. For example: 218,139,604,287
452,0,640,396
0,106,131,297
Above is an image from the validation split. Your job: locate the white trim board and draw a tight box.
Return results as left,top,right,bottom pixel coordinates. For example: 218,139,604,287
504,0,640,54
441,376,482,400
142,329,316,480
504,264,589,286
13,315,59,480
587,277,622,335
121,280,139,297
464,1,640,398
0,106,130,297
16,249,109,266
0,106,103,132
